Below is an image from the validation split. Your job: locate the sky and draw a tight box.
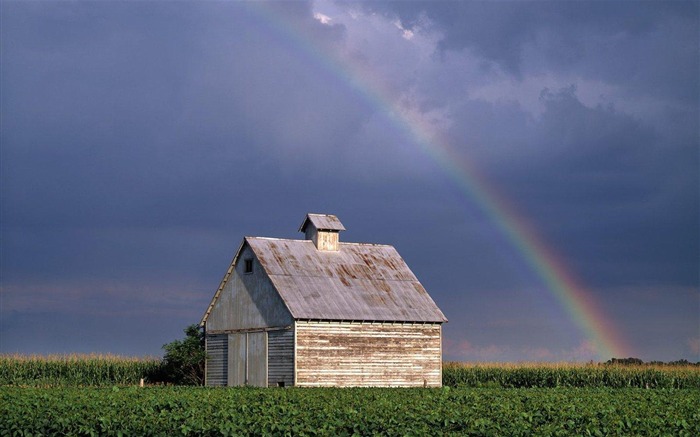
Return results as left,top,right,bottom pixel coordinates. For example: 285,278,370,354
1,0,698,362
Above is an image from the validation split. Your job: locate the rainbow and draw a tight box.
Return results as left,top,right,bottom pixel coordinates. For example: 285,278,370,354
244,3,630,360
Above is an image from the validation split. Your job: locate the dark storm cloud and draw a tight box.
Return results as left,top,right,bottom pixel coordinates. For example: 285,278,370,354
444,84,698,288
0,310,188,356
357,0,699,293
1,1,369,243
355,1,699,102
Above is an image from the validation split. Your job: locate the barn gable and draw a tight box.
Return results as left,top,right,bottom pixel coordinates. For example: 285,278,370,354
202,240,295,387
202,241,293,332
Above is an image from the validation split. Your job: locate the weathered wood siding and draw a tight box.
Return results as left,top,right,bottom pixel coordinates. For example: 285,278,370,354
295,321,442,387
307,229,339,251
206,245,293,333
268,329,294,387
205,334,228,387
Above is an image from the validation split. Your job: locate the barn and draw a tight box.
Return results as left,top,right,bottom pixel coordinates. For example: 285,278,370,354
200,213,447,387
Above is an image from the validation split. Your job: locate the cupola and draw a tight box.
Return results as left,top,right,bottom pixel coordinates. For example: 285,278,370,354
298,213,345,251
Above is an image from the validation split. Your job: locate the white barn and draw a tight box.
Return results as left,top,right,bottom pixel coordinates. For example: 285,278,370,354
200,214,447,387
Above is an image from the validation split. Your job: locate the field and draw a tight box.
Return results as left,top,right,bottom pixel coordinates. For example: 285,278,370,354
0,354,163,387
2,386,699,436
443,361,700,389
3,355,699,389
2,356,699,435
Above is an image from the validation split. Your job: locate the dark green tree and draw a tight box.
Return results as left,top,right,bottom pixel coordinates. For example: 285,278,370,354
606,357,644,366
161,324,206,385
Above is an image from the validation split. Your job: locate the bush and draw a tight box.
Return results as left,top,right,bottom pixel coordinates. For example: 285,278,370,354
160,324,206,386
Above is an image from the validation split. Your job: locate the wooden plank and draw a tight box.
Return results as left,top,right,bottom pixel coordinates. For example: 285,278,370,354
295,322,442,387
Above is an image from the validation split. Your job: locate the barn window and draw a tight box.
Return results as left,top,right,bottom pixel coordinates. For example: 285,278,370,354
244,259,253,274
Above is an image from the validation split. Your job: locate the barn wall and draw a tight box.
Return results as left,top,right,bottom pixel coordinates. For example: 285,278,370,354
205,334,228,386
268,329,294,387
206,245,293,332
295,321,442,387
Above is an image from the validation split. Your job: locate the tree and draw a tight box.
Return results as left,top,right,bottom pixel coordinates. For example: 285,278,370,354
605,357,644,366
161,324,206,385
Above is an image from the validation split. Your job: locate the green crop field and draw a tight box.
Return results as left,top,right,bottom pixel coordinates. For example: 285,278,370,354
0,354,163,387
2,356,699,435
2,386,698,436
442,361,700,389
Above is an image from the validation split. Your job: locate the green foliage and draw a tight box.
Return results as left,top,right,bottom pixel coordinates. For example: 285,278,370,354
442,362,700,389
607,357,699,366
1,386,698,436
606,357,645,365
0,354,162,387
161,324,206,386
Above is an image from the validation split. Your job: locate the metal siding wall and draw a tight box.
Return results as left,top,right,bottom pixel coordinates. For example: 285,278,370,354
205,334,228,387
247,332,268,387
268,329,294,387
295,322,442,387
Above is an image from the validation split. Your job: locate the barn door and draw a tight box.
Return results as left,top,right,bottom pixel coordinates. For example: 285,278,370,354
227,331,267,387
247,332,267,387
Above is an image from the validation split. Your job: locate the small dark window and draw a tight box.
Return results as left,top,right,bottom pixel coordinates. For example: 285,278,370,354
244,259,253,273
277,381,285,388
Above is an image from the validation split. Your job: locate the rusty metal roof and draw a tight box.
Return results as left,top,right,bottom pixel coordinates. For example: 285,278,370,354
246,237,447,323
298,213,346,232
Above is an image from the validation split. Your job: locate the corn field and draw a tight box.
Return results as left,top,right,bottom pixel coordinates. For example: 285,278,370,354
442,361,700,389
3,355,700,388
0,354,164,387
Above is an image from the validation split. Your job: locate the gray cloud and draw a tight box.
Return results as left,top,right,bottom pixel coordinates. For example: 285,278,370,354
443,84,697,288
356,1,699,103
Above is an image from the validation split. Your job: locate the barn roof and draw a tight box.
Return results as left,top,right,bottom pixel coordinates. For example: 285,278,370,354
242,237,447,323
298,213,346,232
